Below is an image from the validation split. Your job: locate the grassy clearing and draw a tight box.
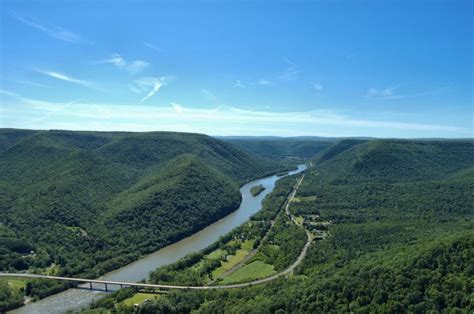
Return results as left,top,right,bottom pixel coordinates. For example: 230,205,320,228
241,239,255,251
119,293,159,307
190,248,227,272
0,277,28,290
205,248,227,260
43,263,61,275
212,250,248,278
211,240,255,278
292,195,317,203
221,260,276,284
295,216,304,225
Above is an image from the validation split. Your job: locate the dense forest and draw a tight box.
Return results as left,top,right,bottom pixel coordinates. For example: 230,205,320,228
221,137,335,161
86,139,473,313
0,129,286,311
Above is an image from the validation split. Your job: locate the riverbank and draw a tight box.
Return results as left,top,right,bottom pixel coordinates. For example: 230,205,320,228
85,169,311,311
11,165,307,313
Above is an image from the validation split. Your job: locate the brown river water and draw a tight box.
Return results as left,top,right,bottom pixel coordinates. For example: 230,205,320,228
12,164,307,313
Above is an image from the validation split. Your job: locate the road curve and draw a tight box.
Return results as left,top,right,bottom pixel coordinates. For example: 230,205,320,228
0,173,312,291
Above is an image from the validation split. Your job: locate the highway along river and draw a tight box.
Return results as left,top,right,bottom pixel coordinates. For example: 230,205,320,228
12,164,307,314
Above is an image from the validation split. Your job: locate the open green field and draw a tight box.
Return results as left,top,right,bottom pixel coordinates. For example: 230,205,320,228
211,239,255,279
211,250,248,278
0,277,28,290
205,248,227,260
119,293,159,307
221,260,276,284
241,239,255,251
190,248,227,273
292,195,317,203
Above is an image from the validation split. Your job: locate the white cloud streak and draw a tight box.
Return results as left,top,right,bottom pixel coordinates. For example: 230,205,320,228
100,54,150,74
38,70,96,89
257,79,272,86
171,102,184,113
233,80,245,88
144,42,161,52
132,77,168,103
200,89,220,103
13,14,88,44
279,57,299,81
1,90,469,137
367,87,396,98
366,86,446,100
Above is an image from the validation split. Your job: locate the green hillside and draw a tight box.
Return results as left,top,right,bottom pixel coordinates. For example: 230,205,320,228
309,139,474,183
112,139,473,313
0,129,284,308
222,138,334,161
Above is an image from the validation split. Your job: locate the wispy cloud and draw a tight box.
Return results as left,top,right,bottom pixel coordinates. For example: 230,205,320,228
170,102,184,113
13,13,88,44
366,87,397,98
201,89,220,103
233,80,246,88
279,57,299,81
2,90,468,137
144,42,160,53
100,54,150,74
366,86,444,100
0,89,22,98
131,77,169,103
312,83,323,94
257,79,272,86
38,70,96,89
7,78,49,88
283,58,297,68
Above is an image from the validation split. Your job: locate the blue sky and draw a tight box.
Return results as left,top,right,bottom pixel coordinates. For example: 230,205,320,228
1,0,472,138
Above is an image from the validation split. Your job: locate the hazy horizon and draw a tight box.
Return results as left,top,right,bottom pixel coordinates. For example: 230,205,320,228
1,1,472,138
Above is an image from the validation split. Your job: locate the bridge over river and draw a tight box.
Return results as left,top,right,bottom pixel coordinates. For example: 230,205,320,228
0,228,311,291
8,165,309,313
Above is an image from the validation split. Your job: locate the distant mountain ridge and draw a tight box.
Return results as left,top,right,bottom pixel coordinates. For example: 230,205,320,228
311,139,474,183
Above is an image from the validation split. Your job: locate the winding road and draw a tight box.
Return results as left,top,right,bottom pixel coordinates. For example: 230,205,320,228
1,172,312,292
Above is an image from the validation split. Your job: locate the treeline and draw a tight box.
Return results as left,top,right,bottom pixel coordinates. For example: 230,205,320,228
88,174,305,311
223,138,334,161
0,281,23,313
257,214,307,271
0,129,286,307
91,139,473,313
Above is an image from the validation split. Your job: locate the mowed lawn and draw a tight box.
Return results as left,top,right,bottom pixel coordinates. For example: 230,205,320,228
211,250,248,278
221,260,276,284
119,293,159,306
211,240,255,279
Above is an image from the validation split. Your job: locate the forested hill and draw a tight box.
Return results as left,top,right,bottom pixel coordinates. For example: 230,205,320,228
0,129,284,299
0,129,277,184
220,137,336,161
310,139,474,183
117,139,473,313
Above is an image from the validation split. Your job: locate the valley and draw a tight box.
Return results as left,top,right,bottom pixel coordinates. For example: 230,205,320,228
1,131,472,313
83,138,473,313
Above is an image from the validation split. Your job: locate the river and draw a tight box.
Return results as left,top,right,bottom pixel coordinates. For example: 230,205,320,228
12,164,307,313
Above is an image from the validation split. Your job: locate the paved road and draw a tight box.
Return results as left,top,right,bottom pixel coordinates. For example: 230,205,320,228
0,173,312,291
214,173,307,281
